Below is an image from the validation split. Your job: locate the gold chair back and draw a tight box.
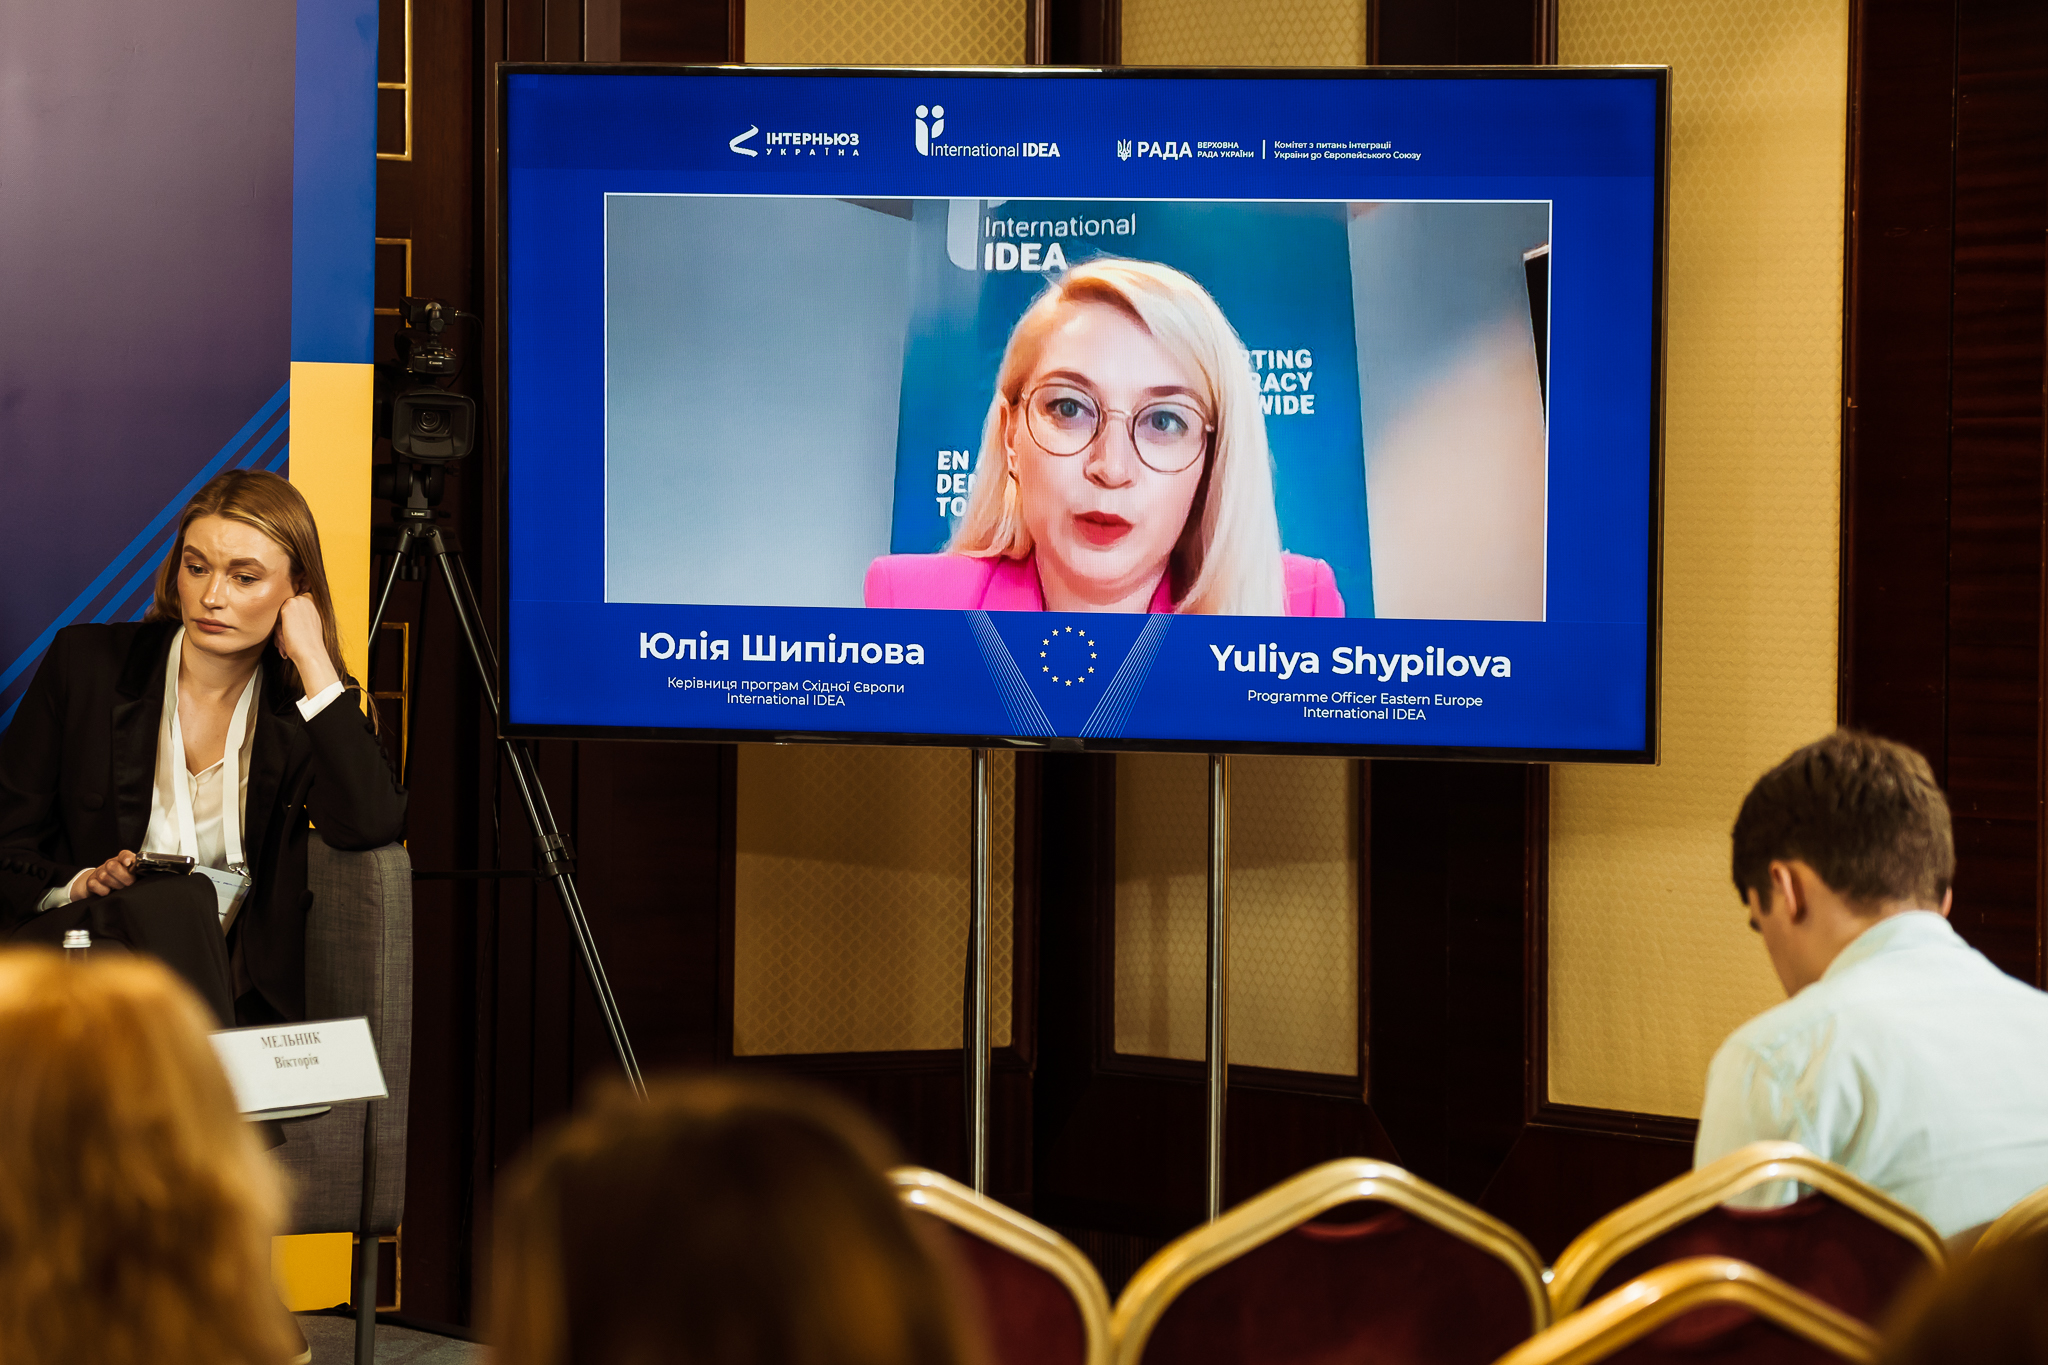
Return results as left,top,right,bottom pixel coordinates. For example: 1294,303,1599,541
1110,1158,1550,1365
1548,1140,1945,1316
1494,1257,1880,1365
1974,1181,2048,1256
888,1166,1112,1365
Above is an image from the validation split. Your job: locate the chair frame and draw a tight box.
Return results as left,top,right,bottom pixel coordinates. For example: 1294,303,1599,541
1974,1181,2048,1255
1108,1158,1550,1365
889,1167,1113,1365
1547,1140,1946,1316
1495,1257,1880,1365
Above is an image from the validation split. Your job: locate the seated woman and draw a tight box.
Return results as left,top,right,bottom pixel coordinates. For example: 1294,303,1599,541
490,1074,978,1365
0,949,299,1365
0,469,405,1025
866,257,1343,617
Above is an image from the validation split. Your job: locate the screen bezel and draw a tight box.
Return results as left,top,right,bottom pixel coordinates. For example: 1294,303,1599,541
492,61,1669,764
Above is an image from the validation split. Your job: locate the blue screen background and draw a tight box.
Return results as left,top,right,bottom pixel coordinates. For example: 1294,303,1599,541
502,68,1662,759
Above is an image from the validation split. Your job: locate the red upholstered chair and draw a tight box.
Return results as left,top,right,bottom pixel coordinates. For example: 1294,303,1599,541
1496,1257,1879,1365
1109,1159,1549,1365
890,1167,1111,1365
1548,1142,1945,1326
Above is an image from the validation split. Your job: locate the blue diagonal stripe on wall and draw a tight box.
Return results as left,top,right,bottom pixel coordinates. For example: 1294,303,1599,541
0,381,291,729
89,406,292,626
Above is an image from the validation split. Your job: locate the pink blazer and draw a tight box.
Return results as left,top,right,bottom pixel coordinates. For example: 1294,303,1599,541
863,551,1346,617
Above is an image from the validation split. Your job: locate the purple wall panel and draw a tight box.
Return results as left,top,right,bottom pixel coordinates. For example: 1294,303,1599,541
0,0,293,694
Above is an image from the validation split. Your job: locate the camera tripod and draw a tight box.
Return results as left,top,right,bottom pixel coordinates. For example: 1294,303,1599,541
369,464,645,1095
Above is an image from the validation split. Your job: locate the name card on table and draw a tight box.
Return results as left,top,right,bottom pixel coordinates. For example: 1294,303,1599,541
209,1017,389,1115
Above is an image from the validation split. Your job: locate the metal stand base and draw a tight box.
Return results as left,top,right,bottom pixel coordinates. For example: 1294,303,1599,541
354,1100,378,1365
1206,753,1229,1221
371,475,644,1095
966,748,991,1193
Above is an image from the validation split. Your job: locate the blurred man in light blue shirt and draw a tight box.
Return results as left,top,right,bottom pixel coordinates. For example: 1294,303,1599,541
1696,730,2048,1238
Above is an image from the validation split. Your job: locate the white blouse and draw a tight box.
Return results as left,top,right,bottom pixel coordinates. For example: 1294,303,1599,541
42,629,344,919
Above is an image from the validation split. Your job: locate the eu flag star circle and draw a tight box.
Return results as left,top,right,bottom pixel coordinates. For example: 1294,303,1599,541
1037,625,1100,687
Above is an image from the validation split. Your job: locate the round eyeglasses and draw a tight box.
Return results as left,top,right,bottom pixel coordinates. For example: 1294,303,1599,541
1020,382,1213,475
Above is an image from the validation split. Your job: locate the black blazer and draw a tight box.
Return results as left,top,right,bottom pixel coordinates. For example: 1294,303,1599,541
0,621,406,1020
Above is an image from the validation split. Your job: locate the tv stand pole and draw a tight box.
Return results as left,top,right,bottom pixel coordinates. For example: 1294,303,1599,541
965,747,991,1192
371,480,645,1097
1205,753,1230,1220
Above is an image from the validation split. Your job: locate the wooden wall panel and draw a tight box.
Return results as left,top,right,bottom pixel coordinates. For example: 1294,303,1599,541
1945,0,2048,982
1368,761,1530,1202
620,0,738,60
1843,0,2048,986
1838,1,1955,766
1372,0,1546,63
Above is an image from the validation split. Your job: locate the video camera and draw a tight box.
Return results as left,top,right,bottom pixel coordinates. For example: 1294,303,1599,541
376,297,477,465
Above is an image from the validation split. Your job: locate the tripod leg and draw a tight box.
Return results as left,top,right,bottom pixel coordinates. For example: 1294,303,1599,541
367,528,414,665
500,739,646,1096
424,542,646,1096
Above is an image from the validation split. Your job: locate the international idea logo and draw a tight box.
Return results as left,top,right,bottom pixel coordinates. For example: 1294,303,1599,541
915,103,947,155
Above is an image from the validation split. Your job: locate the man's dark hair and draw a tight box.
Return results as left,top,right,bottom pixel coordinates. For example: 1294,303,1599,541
1730,729,1954,912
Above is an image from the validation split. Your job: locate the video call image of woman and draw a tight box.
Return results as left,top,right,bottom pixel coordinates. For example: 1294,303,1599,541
864,258,1345,617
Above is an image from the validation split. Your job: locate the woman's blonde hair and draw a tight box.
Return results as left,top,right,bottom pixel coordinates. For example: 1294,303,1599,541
948,257,1286,615
146,467,352,698
0,949,295,1365
489,1074,978,1365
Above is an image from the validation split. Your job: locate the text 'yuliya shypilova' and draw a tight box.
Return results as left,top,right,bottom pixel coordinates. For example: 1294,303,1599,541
1213,643,1512,683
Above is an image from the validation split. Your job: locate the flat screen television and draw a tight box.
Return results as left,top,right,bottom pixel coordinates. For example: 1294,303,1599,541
498,63,1666,761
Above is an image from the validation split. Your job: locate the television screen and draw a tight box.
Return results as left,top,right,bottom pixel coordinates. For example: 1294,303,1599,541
499,64,1664,760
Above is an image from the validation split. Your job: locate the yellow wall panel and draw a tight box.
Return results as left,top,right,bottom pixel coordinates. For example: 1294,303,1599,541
1548,0,1847,1115
1121,0,1366,66
746,0,1023,65
1114,754,1358,1075
287,360,374,685
733,745,1014,1055
273,1231,351,1312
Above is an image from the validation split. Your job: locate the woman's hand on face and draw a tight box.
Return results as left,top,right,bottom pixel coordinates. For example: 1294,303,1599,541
275,593,342,694
75,851,137,900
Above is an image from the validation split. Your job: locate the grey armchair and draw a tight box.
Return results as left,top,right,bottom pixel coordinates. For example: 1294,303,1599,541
271,839,412,1363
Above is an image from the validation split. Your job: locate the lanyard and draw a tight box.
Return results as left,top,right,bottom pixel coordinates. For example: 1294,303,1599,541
164,628,259,875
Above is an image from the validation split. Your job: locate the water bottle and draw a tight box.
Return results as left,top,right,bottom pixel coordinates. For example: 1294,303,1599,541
62,929,90,963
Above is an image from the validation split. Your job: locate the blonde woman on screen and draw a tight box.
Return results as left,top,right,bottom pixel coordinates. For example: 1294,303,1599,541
864,258,1343,616
0,950,297,1365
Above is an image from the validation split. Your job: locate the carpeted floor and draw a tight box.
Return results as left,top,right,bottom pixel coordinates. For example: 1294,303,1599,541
298,1314,483,1364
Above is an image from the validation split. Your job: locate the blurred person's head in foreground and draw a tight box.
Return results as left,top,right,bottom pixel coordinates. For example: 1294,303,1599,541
0,948,294,1365
1879,1229,2048,1365
490,1072,978,1365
